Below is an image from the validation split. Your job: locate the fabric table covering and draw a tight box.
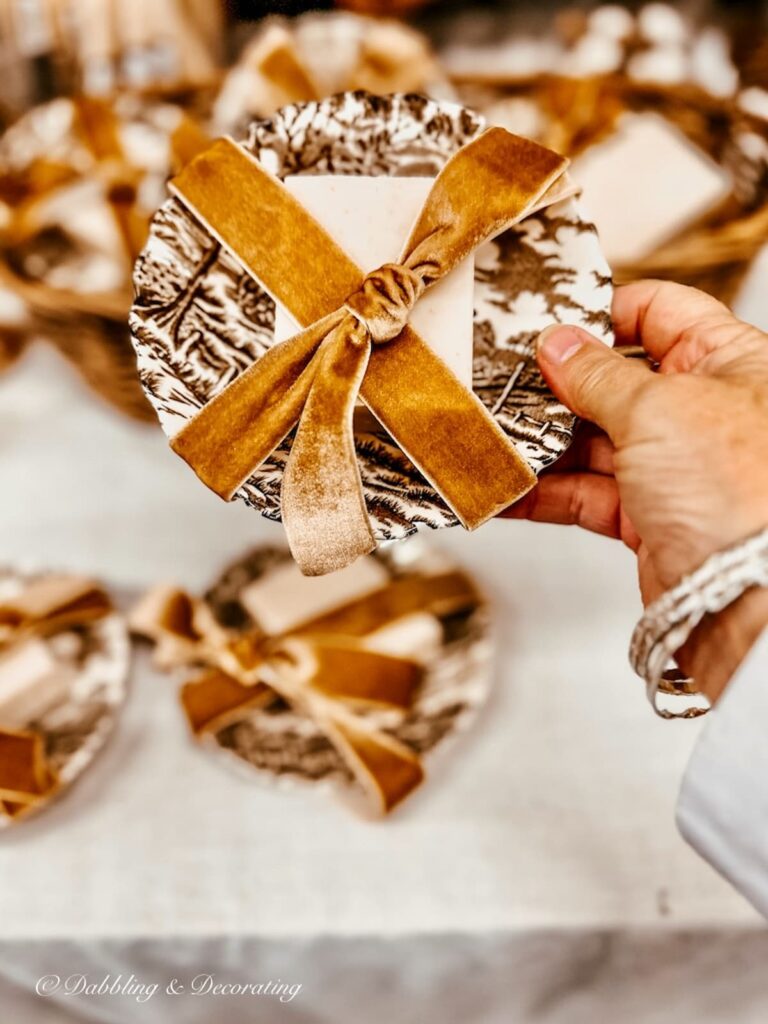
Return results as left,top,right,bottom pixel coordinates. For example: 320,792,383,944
0,261,766,1018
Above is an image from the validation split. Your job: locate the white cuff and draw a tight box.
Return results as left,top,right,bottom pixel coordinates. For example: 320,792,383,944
677,628,768,918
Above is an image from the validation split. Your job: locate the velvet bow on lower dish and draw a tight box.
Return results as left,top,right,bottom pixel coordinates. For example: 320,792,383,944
166,127,576,575
131,569,478,814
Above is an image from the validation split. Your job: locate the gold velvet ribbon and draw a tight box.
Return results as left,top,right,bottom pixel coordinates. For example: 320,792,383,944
0,576,113,818
0,729,53,817
131,568,478,813
169,129,574,575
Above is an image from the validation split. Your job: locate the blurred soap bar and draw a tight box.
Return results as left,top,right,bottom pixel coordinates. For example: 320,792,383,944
572,113,732,264
240,557,389,635
363,612,442,663
273,176,475,389
0,639,72,729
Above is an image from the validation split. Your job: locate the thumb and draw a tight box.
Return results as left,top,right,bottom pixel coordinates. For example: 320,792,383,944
536,325,651,439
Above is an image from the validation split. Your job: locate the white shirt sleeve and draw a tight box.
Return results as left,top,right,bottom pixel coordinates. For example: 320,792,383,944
676,627,768,918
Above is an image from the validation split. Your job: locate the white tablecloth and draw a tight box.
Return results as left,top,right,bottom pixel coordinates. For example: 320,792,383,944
0,339,766,1021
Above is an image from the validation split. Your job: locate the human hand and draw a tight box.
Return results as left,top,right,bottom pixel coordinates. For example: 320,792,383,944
503,280,768,702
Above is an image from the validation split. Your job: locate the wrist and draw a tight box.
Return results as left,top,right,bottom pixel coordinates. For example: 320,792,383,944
678,585,768,704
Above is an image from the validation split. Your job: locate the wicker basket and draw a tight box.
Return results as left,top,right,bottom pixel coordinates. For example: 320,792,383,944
451,10,768,304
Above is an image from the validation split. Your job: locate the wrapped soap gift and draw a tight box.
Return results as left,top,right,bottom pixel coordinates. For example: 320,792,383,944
212,12,452,133
131,541,491,816
0,93,209,419
131,92,612,576
449,6,767,304
0,569,129,825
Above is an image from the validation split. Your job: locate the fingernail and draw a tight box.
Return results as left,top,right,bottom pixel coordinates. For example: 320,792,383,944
537,326,584,365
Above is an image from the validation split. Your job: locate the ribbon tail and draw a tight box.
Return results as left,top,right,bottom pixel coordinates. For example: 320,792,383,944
323,712,424,815
171,312,342,500
282,317,376,576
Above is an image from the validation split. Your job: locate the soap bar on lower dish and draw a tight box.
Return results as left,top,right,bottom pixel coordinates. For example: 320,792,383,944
240,556,389,636
0,639,73,729
273,175,476,390
363,612,443,663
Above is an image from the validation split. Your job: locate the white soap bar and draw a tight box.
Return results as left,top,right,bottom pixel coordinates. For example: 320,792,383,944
0,639,72,729
274,176,475,389
363,612,442,663
572,114,732,265
240,557,389,636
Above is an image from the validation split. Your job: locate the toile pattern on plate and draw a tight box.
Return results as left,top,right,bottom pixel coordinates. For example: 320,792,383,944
131,92,613,542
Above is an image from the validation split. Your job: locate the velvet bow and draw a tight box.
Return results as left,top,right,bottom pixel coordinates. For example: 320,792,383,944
131,568,477,814
168,128,575,575
0,576,113,818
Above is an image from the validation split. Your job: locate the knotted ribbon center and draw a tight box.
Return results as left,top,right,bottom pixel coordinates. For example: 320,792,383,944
130,575,480,813
343,263,426,345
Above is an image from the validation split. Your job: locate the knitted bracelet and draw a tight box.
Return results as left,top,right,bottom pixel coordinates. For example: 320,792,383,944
629,526,768,719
